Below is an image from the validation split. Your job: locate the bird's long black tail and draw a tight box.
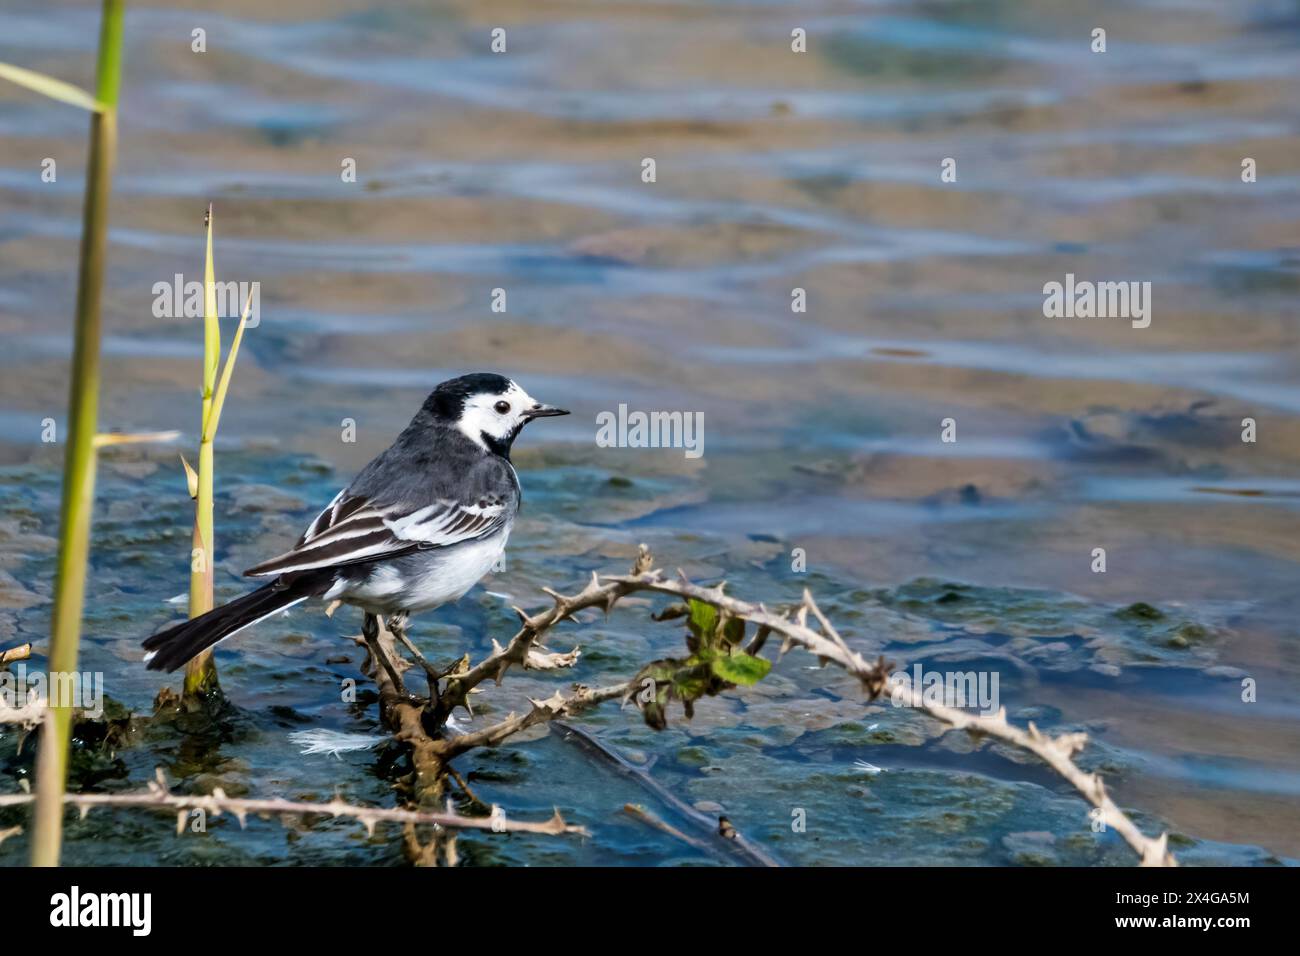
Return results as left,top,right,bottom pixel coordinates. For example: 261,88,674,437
142,573,327,673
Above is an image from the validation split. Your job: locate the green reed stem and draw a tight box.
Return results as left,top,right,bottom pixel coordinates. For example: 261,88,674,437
31,0,126,868
182,207,222,703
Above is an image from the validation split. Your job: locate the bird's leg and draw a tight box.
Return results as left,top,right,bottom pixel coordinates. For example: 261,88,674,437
388,612,441,705
363,611,407,697
389,613,435,674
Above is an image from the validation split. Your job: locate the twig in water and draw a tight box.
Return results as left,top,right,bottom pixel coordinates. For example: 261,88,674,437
552,720,780,867
623,803,712,854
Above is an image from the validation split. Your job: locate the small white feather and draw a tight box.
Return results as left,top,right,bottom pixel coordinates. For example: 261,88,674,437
290,728,386,758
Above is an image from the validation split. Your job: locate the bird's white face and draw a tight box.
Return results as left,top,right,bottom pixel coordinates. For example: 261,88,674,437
456,380,540,447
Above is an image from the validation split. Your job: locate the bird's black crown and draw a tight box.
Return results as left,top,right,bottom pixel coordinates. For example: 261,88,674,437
423,372,512,420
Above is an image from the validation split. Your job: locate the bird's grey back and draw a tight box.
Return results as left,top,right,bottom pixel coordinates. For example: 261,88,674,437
344,412,520,515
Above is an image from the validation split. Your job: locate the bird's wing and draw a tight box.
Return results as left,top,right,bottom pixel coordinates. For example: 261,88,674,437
243,489,511,578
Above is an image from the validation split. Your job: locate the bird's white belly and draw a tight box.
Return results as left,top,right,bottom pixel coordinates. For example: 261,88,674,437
337,529,509,614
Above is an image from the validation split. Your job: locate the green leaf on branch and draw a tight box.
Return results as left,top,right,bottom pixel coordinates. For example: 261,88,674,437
670,666,711,700
722,614,746,646
710,652,771,686
630,596,774,729
686,599,718,650
642,699,666,731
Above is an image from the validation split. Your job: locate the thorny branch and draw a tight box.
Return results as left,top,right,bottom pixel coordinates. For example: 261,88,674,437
0,767,585,839
428,545,656,726
433,682,628,761
354,621,446,806
1,643,31,666
363,544,1176,867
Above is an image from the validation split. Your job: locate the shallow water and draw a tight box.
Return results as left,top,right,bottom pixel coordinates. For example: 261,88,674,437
1,0,1298,865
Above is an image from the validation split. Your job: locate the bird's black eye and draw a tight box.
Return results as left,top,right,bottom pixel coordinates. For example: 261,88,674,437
494,401,511,414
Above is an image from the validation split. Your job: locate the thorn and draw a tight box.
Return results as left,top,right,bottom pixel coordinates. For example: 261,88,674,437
1142,832,1171,866
632,543,653,575
1054,731,1088,756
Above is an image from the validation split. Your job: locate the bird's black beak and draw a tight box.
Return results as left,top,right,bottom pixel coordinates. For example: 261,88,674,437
523,403,569,420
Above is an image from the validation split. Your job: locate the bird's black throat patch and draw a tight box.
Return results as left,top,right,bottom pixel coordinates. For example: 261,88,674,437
480,425,521,460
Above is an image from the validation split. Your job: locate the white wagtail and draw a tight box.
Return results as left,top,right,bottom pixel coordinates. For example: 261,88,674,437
142,373,568,672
